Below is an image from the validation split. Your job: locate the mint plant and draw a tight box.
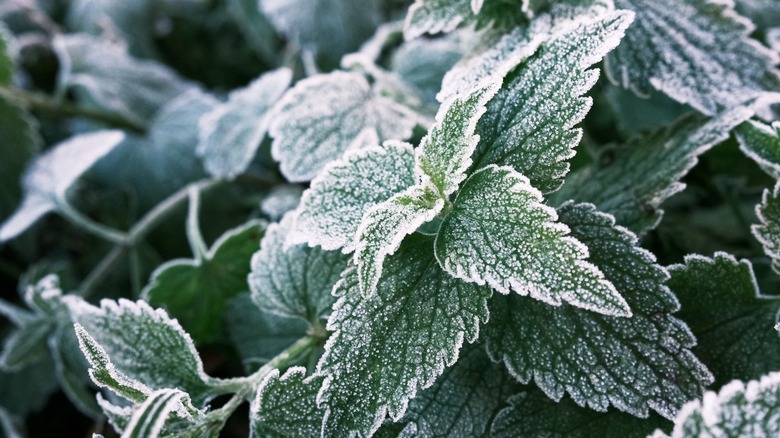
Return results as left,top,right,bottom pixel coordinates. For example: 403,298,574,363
1,0,780,437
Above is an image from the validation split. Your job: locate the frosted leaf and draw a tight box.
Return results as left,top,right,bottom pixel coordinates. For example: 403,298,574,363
736,120,780,180
604,86,689,136
390,34,464,105
290,142,416,251
70,299,217,406
662,372,780,437
0,97,40,237
667,253,780,385
606,0,780,115
754,182,780,273
317,234,492,437
0,353,58,418
553,107,753,233
97,394,132,434
0,317,50,371
53,34,193,126
65,0,157,59
735,0,780,30
471,10,634,194
436,166,631,316
250,367,325,438
197,69,291,180
269,71,419,182
0,130,124,242
484,202,711,418
249,213,349,324
404,0,475,41
355,180,444,296
491,387,670,438
123,388,198,438
143,220,266,345
416,84,498,197
260,185,303,222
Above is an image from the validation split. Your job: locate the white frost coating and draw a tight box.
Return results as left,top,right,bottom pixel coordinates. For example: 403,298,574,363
0,130,125,242
251,367,324,438
197,68,292,180
269,71,419,182
288,142,416,251
260,185,304,222
404,0,473,41
736,120,780,180
753,181,780,273
122,388,193,438
436,165,631,317
607,0,780,115
668,372,780,437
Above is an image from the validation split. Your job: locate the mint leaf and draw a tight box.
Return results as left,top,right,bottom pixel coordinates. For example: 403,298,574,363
144,220,266,345
661,372,780,437
249,213,348,324
553,106,753,233
754,182,780,272
123,388,198,438
607,0,780,115
270,71,419,182
197,68,292,180
0,96,40,223
317,234,492,437
668,253,780,385
0,130,124,242
472,9,634,194
250,367,325,438
404,0,477,40
291,142,416,251
736,120,780,179
436,165,631,316
485,202,711,418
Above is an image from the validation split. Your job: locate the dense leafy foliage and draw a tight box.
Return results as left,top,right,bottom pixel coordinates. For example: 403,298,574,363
1,0,780,437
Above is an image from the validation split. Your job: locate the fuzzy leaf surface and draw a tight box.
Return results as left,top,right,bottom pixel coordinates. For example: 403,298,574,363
485,202,711,418
736,120,780,179
607,0,780,115
250,367,325,438
317,234,492,437
436,166,630,316
404,0,476,40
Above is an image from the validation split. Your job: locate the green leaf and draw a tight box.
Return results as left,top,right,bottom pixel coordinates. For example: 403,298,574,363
197,68,292,180
0,130,125,242
355,181,444,296
607,0,780,115
123,388,197,438
65,0,157,59
250,367,325,438
0,96,40,223
227,0,280,62
97,393,133,434
667,252,780,386
317,234,492,437
661,372,780,437
70,299,217,406
754,182,780,272
736,120,780,179
485,202,712,418
269,71,419,182
260,185,304,222
390,35,464,105
0,320,50,371
249,213,349,324
436,165,631,316
471,9,634,194
144,220,266,345
291,141,416,251
0,25,12,86
553,106,753,233
404,0,477,40
0,353,58,417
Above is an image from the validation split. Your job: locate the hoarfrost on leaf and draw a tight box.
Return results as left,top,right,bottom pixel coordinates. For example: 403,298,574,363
260,185,303,222
736,120,780,179
122,388,199,438
250,367,324,438
404,0,476,41
754,181,780,273
436,166,631,316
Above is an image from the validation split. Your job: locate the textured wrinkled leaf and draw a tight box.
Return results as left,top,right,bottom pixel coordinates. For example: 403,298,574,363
270,71,419,182
660,372,780,438
250,213,348,324
437,166,630,316
250,367,324,438
553,107,753,233
485,202,711,418
290,142,416,251
0,130,124,242
0,97,40,224
404,0,476,40
471,10,634,194
144,220,265,345
668,253,780,385
317,234,491,437
754,182,780,272
737,120,780,179
70,299,217,406
123,388,195,438
198,69,291,180
607,0,780,115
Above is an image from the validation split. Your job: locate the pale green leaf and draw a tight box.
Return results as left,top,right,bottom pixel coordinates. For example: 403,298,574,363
0,130,124,242
122,388,195,438
260,185,303,222
249,213,349,324
436,166,631,316
754,181,780,272
0,320,50,371
607,0,780,115
736,120,780,180
317,234,492,437
485,202,711,418
471,9,634,194
668,252,780,385
197,68,292,180
144,220,266,345
290,141,416,251
269,71,419,182
390,34,464,105
250,367,325,438
404,0,476,40
65,0,157,59
553,107,753,233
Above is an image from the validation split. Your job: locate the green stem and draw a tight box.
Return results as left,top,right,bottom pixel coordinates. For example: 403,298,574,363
186,186,209,262
57,199,128,245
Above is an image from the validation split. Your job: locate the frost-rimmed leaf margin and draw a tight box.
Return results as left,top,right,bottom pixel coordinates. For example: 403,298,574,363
250,367,325,438
753,181,780,272
735,120,780,180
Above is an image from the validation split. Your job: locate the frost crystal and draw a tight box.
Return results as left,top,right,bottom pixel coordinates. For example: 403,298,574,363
736,120,780,180
251,368,324,438
404,0,476,40
754,182,780,273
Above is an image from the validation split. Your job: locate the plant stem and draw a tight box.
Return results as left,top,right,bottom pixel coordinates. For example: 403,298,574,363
57,199,128,245
186,186,209,262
